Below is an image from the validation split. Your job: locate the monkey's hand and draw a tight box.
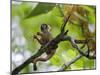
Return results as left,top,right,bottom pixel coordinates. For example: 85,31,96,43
33,35,37,38
37,32,42,36
33,35,38,41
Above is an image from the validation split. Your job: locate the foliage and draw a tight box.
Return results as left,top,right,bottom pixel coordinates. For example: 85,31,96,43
12,1,96,73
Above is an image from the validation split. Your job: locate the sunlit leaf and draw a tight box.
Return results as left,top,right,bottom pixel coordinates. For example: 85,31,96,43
50,54,63,66
82,57,95,69
26,3,56,18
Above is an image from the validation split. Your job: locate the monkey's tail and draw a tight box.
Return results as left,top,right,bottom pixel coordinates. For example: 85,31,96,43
33,63,37,71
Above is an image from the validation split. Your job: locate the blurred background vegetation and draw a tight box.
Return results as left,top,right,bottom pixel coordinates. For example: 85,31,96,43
11,1,96,73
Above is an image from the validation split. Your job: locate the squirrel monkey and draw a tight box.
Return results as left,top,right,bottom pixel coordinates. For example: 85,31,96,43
33,24,56,70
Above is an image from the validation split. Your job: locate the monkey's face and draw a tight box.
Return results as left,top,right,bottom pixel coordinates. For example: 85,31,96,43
41,24,49,32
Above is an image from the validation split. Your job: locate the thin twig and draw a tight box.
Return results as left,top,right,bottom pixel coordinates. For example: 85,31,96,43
70,37,96,59
58,54,82,71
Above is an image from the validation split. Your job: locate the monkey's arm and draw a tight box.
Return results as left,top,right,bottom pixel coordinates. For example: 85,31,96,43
33,35,43,45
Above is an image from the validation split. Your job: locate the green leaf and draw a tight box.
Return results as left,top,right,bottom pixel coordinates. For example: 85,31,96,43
66,23,84,39
67,49,76,58
82,57,95,69
71,58,84,70
26,3,56,18
88,12,96,24
12,2,37,18
21,64,31,73
81,6,95,13
50,54,63,66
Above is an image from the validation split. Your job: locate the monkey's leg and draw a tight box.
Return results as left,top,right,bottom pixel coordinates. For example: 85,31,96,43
33,53,55,71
